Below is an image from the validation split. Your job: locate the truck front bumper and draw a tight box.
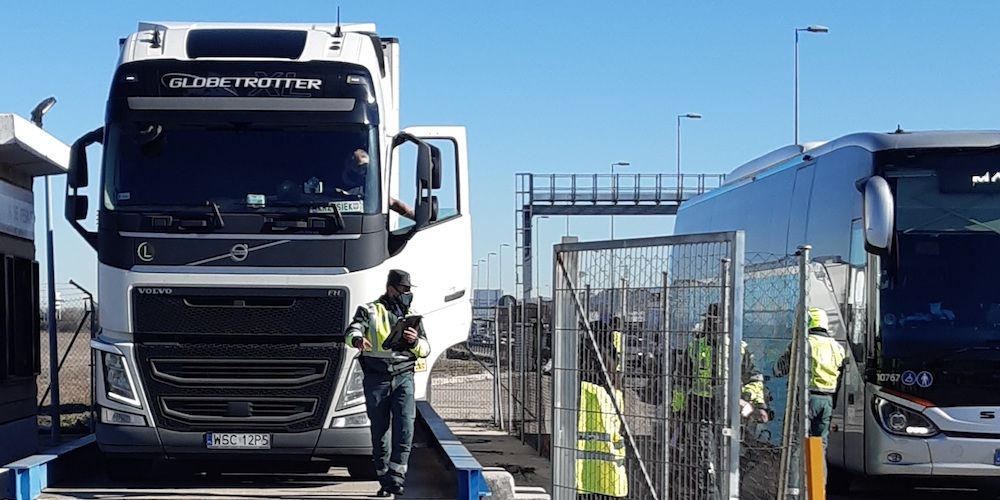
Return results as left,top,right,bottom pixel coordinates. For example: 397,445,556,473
97,423,372,462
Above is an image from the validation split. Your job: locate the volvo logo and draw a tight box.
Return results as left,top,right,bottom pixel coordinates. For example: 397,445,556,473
230,244,250,262
137,242,154,262
136,288,173,295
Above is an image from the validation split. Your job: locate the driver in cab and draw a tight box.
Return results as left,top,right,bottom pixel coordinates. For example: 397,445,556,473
342,148,415,219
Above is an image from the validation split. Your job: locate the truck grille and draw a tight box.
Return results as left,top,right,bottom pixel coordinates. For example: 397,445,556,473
149,359,328,387
161,397,316,423
132,287,348,337
136,343,341,432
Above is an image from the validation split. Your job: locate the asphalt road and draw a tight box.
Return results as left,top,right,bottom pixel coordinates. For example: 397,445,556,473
830,477,998,500
40,444,454,500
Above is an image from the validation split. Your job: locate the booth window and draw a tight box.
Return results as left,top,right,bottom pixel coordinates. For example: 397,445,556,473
0,255,40,380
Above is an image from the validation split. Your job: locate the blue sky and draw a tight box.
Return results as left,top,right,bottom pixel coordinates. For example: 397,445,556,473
3,1,1000,296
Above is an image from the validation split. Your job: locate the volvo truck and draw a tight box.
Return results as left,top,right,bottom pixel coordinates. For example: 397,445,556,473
676,131,1000,491
65,21,471,477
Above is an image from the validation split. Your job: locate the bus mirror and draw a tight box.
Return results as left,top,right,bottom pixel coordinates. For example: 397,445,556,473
863,176,894,255
67,127,103,189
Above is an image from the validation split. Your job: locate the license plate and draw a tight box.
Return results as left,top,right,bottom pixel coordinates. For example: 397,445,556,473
994,449,1000,466
205,433,271,450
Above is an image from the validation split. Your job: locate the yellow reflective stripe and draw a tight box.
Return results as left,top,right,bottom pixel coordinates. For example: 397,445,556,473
576,450,626,465
578,431,612,442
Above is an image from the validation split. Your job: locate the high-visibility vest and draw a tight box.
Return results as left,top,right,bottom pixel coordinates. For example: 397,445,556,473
356,302,430,360
689,336,714,398
576,381,628,497
808,334,844,393
740,341,766,406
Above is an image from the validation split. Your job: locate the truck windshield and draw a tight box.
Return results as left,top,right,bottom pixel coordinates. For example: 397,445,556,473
878,157,1000,405
103,121,380,215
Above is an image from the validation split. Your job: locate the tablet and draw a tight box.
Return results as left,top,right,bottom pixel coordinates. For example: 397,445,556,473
382,315,423,351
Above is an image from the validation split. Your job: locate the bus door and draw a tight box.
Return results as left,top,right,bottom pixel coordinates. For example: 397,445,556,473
807,261,850,470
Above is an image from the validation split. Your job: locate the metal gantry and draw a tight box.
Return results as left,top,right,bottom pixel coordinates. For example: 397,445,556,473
515,172,726,301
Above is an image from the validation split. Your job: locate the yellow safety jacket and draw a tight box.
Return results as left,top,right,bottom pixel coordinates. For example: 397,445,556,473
808,334,845,393
345,300,430,375
671,339,766,411
576,381,628,497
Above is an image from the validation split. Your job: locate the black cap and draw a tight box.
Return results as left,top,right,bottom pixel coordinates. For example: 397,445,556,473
387,269,414,288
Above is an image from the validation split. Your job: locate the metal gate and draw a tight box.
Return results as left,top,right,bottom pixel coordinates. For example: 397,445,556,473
428,304,502,424
550,232,745,500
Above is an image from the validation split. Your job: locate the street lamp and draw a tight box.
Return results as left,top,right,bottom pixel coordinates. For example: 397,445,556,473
486,251,497,292
676,113,702,197
609,161,630,239
498,243,511,295
31,97,61,440
794,25,829,145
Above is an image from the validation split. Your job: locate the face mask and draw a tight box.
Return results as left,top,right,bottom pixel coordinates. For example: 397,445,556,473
396,292,414,309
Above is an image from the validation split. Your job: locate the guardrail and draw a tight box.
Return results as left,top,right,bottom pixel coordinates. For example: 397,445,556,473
417,401,492,500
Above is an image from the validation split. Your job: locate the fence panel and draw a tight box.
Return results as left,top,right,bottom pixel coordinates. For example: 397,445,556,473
429,305,501,424
739,254,807,500
38,285,97,435
551,232,744,500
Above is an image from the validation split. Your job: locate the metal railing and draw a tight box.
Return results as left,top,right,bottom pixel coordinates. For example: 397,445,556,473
525,173,726,205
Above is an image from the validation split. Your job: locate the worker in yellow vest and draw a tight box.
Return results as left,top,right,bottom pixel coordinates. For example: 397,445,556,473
576,330,628,498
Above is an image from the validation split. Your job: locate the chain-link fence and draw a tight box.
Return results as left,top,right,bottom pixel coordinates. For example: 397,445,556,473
550,232,745,500
739,254,807,500
428,305,502,424
38,283,97,435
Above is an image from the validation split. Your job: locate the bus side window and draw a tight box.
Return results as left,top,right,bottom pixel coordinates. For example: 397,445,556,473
848,219,867,361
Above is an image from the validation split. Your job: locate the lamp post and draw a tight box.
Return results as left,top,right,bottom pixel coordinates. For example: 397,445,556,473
794,25,829,145
609,161,630,239
31,97,60,440
498,243,510,295
676,113,702,197
486,251,497,297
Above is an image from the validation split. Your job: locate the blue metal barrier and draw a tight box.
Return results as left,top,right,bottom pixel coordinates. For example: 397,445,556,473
417,401,491,499
3,434,95,500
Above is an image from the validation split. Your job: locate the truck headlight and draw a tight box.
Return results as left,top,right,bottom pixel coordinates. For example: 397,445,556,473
104,352,140,407
331,411,370,428
874,396,938,437
336,358,365,410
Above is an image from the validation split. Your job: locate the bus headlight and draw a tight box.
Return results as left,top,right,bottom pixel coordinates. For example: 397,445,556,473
874,396,938,437
336,359,365,410
103,352,140,407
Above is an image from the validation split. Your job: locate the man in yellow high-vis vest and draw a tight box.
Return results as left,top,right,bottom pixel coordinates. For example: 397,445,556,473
576,330,629,498
344,269,430,497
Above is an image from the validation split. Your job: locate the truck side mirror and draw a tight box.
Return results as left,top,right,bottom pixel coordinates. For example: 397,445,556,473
430,145,443,190
414,141,435,228
65,127,102,249
862,175,894,255
68,127,102,189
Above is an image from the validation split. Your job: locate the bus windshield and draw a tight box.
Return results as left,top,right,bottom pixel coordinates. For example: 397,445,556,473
103,121,380,215
878,156,1000,405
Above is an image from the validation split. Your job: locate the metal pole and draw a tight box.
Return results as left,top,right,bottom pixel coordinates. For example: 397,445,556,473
727,232,746,498
677,115,684,200
794,29,800,145
494,306,504,429
797,245,812,500
45,176,60,440
658,270,670,496
508,301,515,434
536,295,544,455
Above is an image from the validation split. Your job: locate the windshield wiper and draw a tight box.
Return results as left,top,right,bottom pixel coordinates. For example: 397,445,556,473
207,201,225,228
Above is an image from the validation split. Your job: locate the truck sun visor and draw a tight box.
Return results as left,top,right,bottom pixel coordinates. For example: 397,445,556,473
187,29,307,59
